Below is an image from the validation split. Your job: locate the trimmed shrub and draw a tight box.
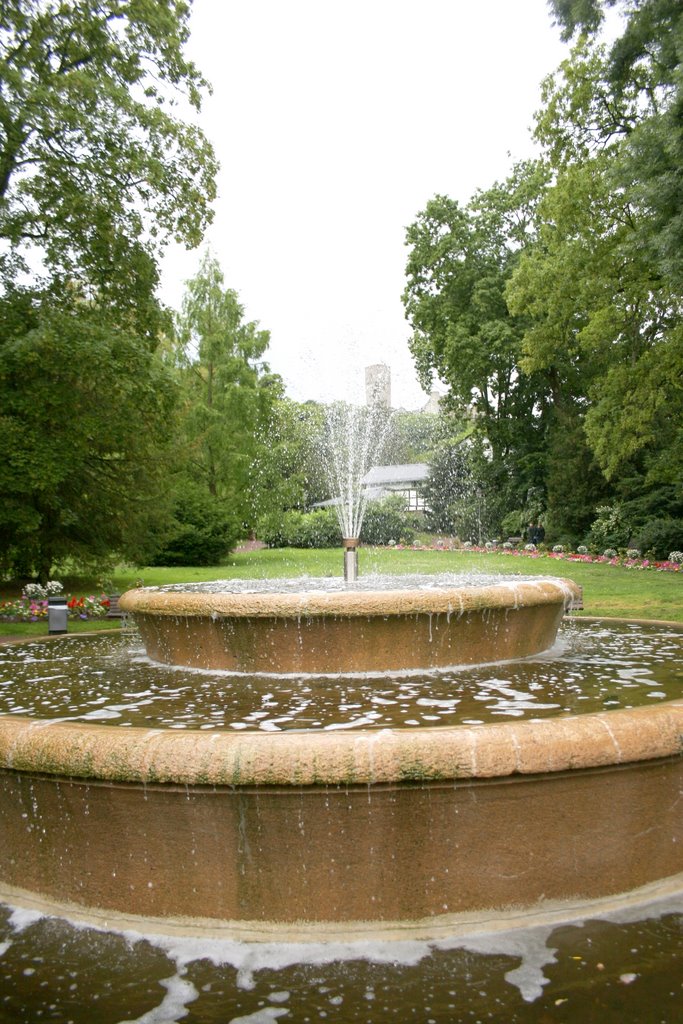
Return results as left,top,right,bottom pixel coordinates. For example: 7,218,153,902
148,482,240,566
633,518,683,561
258,508,341,549
361,496,415,546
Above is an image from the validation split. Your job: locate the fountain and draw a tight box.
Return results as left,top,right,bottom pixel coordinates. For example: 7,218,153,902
0,573,682,936
0,394,681,1018
0,586,682,1019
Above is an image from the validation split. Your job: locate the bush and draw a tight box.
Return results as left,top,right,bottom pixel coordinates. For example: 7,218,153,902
633,518,683,561
587,504,632,552
361,496,415,546
259,498,418,549
289,508,341,548
258,508,341,549
147,481,240,566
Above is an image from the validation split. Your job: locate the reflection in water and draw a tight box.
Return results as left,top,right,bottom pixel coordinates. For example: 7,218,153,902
0,620,680,731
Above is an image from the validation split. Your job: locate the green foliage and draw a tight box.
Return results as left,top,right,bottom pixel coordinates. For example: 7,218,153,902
0,291,177,579
172,252,280,531
403,163,551,467
258,499,417,549
248,399,328,520
424,437,502,542
146,479,239,566
586,505,633,552
257,508,341,549
0,0,218,579
0,0,216,305
633,518,683,561
360,497,416,546
381,410,451,464
403,3,683,543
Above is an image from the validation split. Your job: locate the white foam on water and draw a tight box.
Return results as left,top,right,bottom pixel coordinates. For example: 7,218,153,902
3,886,683,1008
7,906,43,932
439,926,558,1002
228,1009,289,1023
116,972,198,1024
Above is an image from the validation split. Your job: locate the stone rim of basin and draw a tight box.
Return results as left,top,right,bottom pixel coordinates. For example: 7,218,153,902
119,576,581,618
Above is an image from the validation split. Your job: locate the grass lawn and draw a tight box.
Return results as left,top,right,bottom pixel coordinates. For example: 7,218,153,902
1,546,680,639
98,546,683,622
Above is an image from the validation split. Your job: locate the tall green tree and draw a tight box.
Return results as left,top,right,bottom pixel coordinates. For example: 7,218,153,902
510,30,683,512
0,289,177,578
169,253,280,546
402,162,553,523
0,0,217,577
249,398,328,522
0,0,217,313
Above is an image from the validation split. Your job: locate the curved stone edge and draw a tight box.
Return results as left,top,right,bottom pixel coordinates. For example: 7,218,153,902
118,578,581,619
1,872,682,943
0,700,681,787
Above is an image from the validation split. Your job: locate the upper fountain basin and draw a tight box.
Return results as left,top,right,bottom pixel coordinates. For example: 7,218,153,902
119,573,582,675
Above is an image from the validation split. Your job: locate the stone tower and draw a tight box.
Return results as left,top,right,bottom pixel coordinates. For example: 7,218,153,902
365,363,391,408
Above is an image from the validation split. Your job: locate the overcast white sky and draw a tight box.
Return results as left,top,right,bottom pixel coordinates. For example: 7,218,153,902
160,0,571,409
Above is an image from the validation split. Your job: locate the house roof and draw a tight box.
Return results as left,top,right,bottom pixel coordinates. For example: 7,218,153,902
362,463,430,486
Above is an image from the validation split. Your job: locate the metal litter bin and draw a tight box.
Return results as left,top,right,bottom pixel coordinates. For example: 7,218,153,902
48,595,68,634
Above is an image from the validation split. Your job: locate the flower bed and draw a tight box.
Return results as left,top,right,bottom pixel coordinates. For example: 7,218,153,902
390,541,682,573
0,590,111,622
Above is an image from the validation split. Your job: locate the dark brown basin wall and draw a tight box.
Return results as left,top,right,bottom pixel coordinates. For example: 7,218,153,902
1,757,681,925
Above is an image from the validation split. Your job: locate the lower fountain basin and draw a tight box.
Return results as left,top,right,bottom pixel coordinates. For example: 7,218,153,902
118,574,582,673
0,622,681,934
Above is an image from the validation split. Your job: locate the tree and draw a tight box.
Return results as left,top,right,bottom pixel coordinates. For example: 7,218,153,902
509,33,683,511
0,289,177,579
547,0,683,292
170,253,280,540
402,162,554,527
380,409,449,465
0,0,217,315
249,398,329,523
423,434,502,543
0,1,218,578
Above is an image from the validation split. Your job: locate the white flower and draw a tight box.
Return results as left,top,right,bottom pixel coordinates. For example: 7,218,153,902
668,550,683,564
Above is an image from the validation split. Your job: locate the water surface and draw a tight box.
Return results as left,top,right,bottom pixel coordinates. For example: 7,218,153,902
0,620,680,732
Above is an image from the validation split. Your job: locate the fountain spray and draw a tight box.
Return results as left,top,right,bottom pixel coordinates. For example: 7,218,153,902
322,397,392,582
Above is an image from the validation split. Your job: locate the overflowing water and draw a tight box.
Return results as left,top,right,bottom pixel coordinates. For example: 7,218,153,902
0,620,680,731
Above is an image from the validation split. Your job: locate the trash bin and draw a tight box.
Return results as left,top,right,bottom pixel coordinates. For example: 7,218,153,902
48,595,68,634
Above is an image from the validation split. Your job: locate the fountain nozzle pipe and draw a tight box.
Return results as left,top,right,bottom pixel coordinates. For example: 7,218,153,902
343,538,359,583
